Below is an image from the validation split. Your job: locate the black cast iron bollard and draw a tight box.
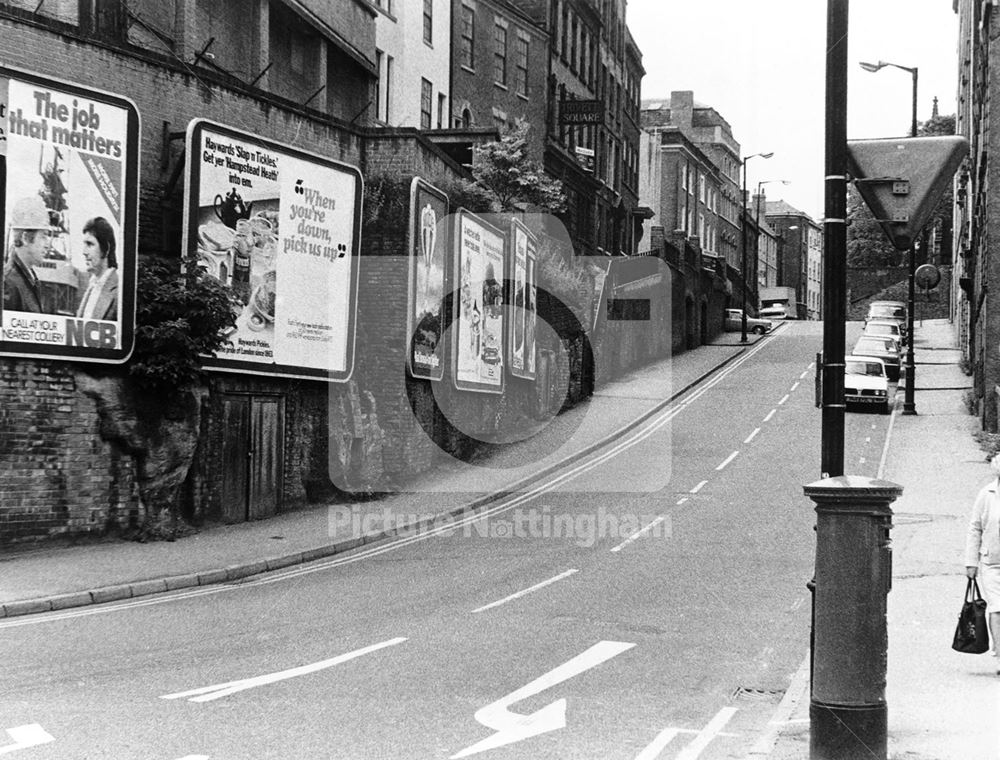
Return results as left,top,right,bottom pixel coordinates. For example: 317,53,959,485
803,475,901,760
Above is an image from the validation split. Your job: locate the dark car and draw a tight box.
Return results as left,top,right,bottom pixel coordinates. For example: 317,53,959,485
852,335,902,381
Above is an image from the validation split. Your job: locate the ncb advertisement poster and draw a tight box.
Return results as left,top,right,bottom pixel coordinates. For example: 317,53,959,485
0,66,138,363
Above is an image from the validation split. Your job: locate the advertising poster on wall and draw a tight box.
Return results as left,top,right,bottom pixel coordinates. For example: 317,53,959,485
0,65,139,363
407,178,448,381
453,209,505,394
183,120,361,381
508,219,537,380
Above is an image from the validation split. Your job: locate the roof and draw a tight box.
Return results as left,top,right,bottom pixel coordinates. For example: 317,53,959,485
765,199,811,218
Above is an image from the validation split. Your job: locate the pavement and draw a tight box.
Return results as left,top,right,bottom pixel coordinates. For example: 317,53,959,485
2,317,997,758
763,318,1000,760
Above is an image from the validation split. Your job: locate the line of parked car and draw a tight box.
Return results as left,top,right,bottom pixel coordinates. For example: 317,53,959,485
845,300,908,414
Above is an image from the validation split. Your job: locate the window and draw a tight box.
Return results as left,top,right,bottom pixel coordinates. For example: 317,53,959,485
460,5,474,68
375,0,393,14
515,35,529,96
494,23,507,86
378,53,393,123
421,78,433,129
437,93,446,129
375,49,383,121
423,0,432,45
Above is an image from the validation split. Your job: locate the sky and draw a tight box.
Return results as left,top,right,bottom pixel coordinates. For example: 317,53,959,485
626,0,960,222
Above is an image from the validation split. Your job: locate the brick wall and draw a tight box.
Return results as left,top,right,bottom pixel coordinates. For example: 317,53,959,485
0,361,139,542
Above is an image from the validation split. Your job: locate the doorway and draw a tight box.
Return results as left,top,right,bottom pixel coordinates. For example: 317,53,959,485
220,394,284,522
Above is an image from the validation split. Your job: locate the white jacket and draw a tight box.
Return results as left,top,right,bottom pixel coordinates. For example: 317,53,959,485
965,479,1000,567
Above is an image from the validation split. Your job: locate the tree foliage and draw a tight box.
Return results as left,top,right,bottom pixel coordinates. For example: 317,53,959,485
463,120,566,213
129,257,237,396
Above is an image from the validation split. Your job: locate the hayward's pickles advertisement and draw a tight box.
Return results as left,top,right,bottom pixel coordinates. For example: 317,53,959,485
407,178,448,380
0,66,139,363
453,210,505,393
183,120,361,381
508,219,537,380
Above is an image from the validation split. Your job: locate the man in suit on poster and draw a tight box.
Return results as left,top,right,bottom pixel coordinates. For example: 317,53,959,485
76,216,118,321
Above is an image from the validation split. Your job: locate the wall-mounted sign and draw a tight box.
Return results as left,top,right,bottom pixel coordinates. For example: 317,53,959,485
407,178,448,380
508,219,537,380
559,99,604,125
183,119,361,381
453,209,505,394
0,65,139,363
574,146,595,174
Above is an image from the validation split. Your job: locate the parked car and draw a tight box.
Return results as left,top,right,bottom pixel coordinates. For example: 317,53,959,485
868,301,906,321
759,305,788,320
866,301,908,342
852,335,902,381
723,308,772,334
863,319,905,345
844,356,891,414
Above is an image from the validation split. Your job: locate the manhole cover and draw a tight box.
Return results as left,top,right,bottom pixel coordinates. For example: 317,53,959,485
731,686,785,701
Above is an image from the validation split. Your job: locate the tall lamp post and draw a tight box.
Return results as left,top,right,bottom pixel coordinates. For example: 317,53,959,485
859,59,918,414
754,179,791,295
741,151,774,342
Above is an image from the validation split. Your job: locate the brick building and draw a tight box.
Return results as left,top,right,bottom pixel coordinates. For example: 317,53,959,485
641,92,742,272
373,0,451,129
638,125,725,262
448,0,548,162
0,0,469,540
953,0,1000,430
765,200,823,320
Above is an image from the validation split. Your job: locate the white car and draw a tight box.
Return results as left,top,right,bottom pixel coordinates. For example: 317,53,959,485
863,318,905,345
844,356,891,414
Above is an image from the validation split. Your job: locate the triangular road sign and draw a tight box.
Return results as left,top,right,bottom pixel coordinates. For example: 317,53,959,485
847,136,968,250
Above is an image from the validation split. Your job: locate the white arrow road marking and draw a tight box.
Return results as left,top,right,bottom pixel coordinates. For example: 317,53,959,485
675,707,738,759
160,637,407,703
0,725,54,755
451,640,635,759
472,570,578,613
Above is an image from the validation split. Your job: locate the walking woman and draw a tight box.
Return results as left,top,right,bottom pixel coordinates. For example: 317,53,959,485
965,452,1000,665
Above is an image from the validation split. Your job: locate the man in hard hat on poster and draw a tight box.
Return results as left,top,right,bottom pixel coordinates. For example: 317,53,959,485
3,196,53,314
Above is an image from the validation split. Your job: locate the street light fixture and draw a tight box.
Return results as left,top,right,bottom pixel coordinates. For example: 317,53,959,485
754,179,791,292
741,151,774,343
858,59,918,414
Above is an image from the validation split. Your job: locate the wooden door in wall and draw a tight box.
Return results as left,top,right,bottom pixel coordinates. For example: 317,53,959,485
221,394,284,522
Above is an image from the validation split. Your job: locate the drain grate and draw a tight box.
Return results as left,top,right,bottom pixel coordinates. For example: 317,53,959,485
731,686,786,701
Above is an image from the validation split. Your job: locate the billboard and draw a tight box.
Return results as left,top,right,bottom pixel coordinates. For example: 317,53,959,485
508,219,537,380
183,120,361,381
407,178,448,380
453,210,505,393
0,66,139,363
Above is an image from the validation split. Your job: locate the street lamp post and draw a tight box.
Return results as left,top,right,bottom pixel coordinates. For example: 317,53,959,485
754,179,791,294
859,59,919,414
740,152,774,342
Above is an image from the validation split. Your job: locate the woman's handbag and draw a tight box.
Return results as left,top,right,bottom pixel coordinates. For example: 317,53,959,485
952,577,990,654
